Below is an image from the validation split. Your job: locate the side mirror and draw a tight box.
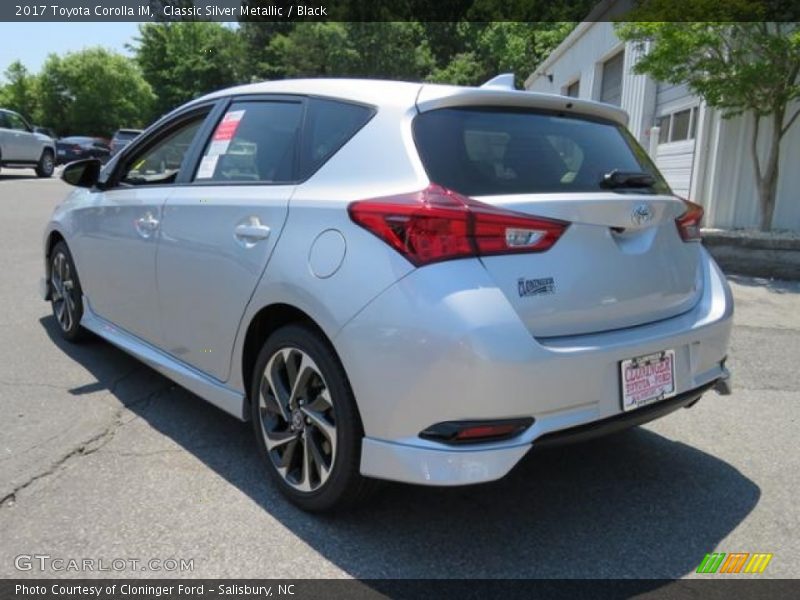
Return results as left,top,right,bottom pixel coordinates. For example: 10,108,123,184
61,158,102,188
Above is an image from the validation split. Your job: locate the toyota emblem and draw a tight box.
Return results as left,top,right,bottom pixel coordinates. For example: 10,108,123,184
631,204,654,226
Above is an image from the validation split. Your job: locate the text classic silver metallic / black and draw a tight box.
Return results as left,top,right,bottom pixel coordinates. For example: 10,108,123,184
42,77,732,511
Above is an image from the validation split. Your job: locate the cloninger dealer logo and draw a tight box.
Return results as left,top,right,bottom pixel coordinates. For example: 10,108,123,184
696,552,773,574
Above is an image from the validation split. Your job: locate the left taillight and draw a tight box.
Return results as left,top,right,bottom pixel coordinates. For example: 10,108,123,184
676,199,704,242
348,184,569,267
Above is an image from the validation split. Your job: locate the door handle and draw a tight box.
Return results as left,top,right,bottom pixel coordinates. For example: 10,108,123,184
234,221,271,242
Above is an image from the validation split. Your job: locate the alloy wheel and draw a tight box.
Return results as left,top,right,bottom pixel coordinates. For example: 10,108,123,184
257,347,337,492
50,252,76,332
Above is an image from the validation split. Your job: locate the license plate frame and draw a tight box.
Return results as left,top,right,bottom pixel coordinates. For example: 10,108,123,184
620,349,676,412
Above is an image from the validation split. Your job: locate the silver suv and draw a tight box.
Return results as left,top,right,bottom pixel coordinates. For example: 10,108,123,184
0,108,56,177
43,78,732,511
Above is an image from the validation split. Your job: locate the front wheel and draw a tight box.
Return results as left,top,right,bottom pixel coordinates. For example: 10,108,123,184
49,241,87,342
36,149,55,178
250,324,376,512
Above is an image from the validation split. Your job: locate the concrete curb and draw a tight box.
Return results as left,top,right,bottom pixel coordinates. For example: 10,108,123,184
702,230,800,281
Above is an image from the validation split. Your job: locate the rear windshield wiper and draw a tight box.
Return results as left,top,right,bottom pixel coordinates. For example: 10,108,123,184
600,169,656,189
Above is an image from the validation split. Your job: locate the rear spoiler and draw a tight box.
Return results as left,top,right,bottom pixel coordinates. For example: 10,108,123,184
417,77,629,126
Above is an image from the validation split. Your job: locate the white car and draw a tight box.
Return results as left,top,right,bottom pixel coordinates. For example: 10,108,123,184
42,77,732,511
0,108,55,177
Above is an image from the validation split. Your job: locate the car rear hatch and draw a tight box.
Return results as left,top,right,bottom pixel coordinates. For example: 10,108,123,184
412,87,703,338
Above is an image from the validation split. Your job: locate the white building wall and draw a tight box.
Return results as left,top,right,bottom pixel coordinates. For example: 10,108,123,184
525,23,656,147
621,41,658,143
705,105,800,230
526,19,800,231
527,22,621,99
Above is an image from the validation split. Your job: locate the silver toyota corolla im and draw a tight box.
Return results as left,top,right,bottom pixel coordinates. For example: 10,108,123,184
42,78,733,511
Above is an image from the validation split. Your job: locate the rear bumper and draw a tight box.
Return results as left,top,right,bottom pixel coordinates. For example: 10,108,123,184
338,247,733,485
360,378,722,485
534,379,716,448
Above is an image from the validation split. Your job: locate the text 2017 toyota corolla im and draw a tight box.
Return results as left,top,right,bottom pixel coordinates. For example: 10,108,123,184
41,78,732,511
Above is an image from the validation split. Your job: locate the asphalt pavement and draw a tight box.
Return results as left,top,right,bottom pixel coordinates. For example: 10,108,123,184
0,167,798,580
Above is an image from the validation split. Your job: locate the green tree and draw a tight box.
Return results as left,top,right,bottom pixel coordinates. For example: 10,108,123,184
427,22,574,88
617,20,800,231
237,20,296,81
37,48,154,137
252,22,433,81
254,21,571,87
134,22,247,118
345,22,434,80
266,23,360,78
0,61,38,121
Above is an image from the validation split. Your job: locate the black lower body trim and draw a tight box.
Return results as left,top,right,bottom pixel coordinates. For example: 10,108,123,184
533,380,717,449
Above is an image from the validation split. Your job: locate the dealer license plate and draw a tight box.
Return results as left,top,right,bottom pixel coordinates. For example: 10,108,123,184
620,349,676,412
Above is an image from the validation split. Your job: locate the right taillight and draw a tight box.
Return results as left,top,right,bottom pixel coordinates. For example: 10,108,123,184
348,184,569,266
676,199,704,242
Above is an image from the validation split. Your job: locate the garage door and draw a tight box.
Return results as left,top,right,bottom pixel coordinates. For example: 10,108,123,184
654,104,698,198
600,52,624,106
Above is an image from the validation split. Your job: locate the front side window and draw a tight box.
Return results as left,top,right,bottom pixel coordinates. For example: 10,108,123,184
194,101,304,183
120,116,205,186
6,112,30,131
413,107,670,196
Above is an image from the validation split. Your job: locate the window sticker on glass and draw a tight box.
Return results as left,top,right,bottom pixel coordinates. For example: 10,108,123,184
196,154,219,179
208,110,245,156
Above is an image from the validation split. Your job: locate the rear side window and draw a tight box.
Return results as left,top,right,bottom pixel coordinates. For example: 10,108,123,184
298,98,374,179
413,108,670,196
195,101,303,183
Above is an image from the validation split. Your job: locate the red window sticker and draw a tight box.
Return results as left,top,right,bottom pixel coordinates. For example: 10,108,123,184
207,109,245,156
212,109,245,142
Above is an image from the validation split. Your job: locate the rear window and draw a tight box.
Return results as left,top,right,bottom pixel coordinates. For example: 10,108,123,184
413,108,669,196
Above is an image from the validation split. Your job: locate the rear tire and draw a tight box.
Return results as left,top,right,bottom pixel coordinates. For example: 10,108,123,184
250,323,377,512
49,241,88,342
35,149,54,178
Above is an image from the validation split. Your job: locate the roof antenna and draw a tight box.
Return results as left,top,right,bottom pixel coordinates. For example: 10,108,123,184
480,73,516,90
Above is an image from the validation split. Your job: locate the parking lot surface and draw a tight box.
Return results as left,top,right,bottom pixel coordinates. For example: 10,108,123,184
0,168,798,579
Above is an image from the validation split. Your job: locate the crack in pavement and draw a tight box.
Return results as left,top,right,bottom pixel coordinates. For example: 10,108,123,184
0,368,174,509
107,441,242,459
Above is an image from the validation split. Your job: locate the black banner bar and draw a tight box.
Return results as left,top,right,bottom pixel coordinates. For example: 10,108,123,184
1,580,800,600
1,0,799,22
